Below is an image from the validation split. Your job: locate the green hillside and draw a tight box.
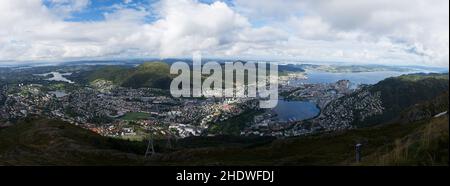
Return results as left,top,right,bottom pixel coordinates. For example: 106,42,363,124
148,115,448,166
361,115,448,166
0,118,145,165
397,73,449,81
364,73,449,125
87,62,172,89
122,62,172,89
1,114,447,166
87,66,132,85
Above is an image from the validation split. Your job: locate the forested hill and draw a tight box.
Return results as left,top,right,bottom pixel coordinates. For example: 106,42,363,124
315,73,448,129
86,62,172,89
366,73,449,125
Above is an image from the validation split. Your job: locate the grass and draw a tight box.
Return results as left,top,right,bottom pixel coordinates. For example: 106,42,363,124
1,115,447,166
0,118,146,165
119,135,146,141
120,112,150,121
149,115,448,166
360,115,449,166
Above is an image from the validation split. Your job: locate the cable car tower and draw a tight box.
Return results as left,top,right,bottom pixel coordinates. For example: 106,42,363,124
145,131,155,158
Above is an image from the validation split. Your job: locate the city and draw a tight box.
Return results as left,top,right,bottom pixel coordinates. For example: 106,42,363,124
0,0,448,174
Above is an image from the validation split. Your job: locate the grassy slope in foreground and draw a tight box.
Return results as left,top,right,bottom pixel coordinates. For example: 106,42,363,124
150,115,448,166
361,115,448,166
0,118,146,165
0,115,447,166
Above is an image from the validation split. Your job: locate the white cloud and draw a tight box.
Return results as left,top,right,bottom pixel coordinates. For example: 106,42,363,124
234,0,449,66
0,0,448,67
233,0,307,20
0,0,252,60
287,16,336,41
152,0,250,57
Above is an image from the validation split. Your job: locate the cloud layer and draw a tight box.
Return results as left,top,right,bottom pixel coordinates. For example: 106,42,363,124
0,0,448,67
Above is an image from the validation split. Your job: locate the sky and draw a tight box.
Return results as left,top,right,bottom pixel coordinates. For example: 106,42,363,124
0,0,448,67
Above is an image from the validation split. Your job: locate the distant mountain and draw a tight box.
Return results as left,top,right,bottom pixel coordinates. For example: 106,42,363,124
278,64,305,74
86,61,289,89
87,62,172,89
299,64,417,73
122,62,172,89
